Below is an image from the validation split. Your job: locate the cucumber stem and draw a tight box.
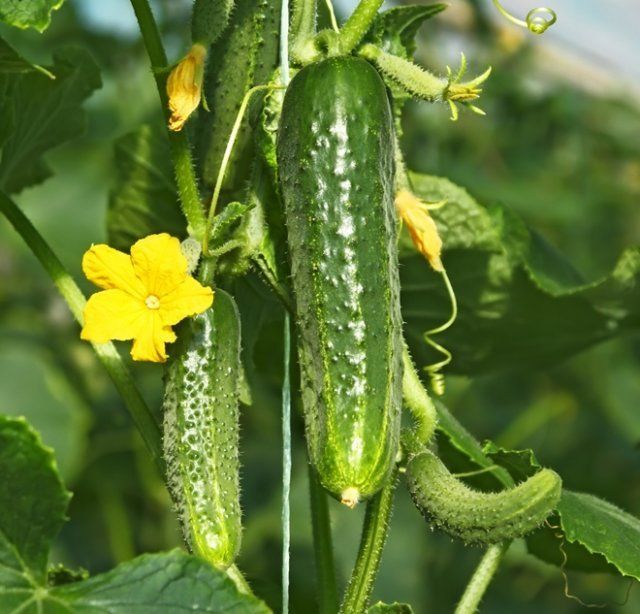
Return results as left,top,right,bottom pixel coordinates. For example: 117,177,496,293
309,466,339,614
0,191,165,478
455,543,509,614
340,469,397,613
290,0,319,63
129,0,207,240
338,0,383,55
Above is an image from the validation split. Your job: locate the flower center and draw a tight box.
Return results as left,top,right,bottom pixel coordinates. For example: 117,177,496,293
145,295,161,310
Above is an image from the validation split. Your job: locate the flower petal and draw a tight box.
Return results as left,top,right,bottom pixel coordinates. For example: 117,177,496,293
82,244,146,297
130,233,188,298
130,314,176,363
159,277,214,327
80,289,147,343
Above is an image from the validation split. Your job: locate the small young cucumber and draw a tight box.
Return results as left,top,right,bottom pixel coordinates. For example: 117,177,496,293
277,57,403,506
163,289,241,568
406,450,562,544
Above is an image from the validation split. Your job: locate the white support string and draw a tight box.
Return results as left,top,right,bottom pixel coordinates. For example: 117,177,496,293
279,2,291,613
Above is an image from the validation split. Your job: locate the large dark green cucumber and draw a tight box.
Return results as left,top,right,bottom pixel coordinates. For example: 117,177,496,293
406,450,562,544
277,57,403,506
163,290,241,568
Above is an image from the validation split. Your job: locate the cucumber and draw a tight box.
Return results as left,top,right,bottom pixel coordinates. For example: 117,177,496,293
163,289,242,568
277,57,403,506
191,0,235,47
197,0,281,194
406,450,562,544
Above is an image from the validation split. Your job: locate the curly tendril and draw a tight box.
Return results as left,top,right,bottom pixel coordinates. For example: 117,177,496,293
492,1,557,34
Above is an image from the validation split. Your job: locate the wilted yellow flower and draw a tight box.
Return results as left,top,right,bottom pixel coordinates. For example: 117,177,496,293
166,43,207,132
80,233,213,362
395,189,444,272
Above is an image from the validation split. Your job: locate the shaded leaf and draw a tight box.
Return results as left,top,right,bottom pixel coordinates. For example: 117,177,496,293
0,46,101,194
107,125,185,251
369,602,414,613
366,4,447,58
482,441,540,481
401,174,640,374
0,36,53,77
0,0,63,32
0,415,70,578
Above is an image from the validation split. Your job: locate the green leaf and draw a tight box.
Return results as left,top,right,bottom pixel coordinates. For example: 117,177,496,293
0,46,101,194
365,4,447,58
0,415,70,578
369,602,414,613
0,415,271,613
54,550,271,613
0,36,54,77
482,441,540,481
401,173,640,374
0,0,63,32
107,125,185,251
556,490,640,580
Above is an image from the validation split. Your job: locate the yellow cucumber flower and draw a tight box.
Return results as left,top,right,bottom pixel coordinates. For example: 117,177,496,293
80,233,213,363
166,43,207,132
395,189,444,272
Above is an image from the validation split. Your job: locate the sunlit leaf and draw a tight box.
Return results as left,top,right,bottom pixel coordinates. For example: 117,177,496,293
0,415,271,613
0,0,64,32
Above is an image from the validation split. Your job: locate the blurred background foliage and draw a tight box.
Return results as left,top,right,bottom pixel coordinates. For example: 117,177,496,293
0,0,639,612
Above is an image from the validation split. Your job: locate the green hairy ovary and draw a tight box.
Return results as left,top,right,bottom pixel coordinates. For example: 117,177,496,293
163,290,241,568
406,450,562,544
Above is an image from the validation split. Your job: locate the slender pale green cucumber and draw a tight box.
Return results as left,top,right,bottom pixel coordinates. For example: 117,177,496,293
406,450,562,544
163,289,242,568
277,57,403,506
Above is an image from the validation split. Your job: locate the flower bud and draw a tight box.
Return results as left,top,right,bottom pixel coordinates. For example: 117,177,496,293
166,43,207,132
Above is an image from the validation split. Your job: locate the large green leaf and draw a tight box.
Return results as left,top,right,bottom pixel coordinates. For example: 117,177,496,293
401,174,640,374
0,46,101,194
555,490,640,580
107,125,185,251
0,0,63,32
55,550,270,613
0,415,69,579
0,415,270,613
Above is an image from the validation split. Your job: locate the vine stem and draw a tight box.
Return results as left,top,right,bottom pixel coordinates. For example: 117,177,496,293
338,0,383,55
340,469,398,613
0,191,165,477
455,543,509,614
308,466,339,614
128,0,207,240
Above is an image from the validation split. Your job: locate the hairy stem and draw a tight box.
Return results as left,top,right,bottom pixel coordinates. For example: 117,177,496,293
338,0,383,55
402,344,437,445
129,0,206,240
340,470,397,613
308,466,339,613
0,191,164,477
455,543,509,614
291,0,318,62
